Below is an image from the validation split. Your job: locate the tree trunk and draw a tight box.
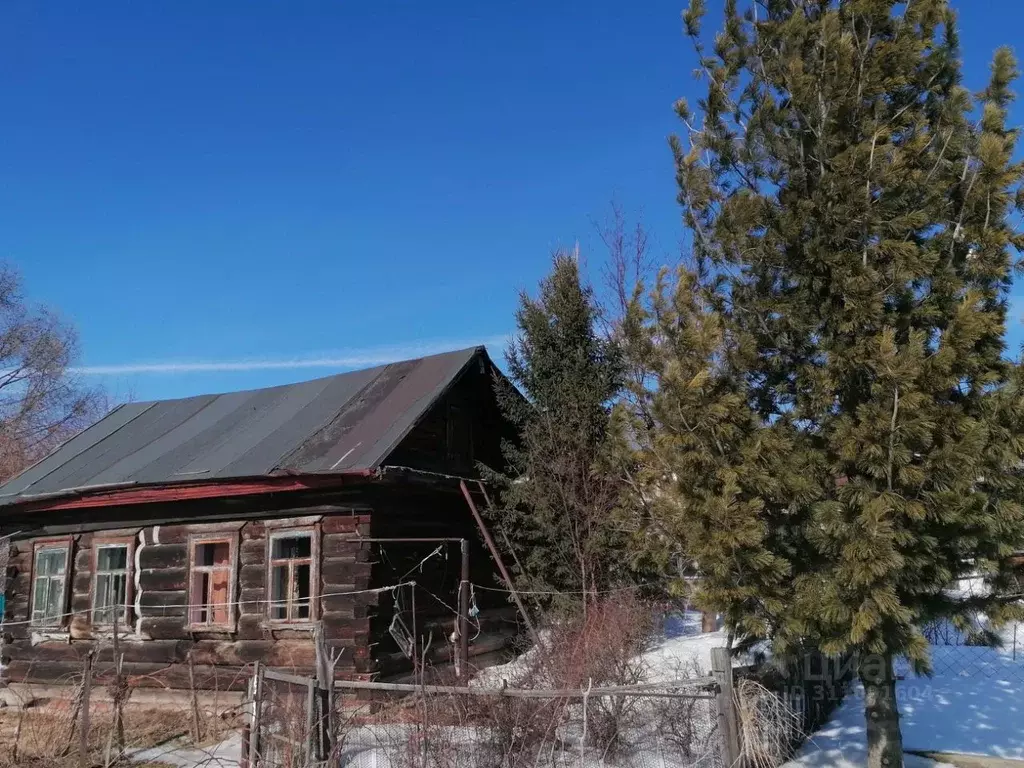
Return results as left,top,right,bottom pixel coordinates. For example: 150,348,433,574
860,653,903,768
701,611,717,633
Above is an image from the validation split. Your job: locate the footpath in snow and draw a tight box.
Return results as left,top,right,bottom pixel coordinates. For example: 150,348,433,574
475,611,753,689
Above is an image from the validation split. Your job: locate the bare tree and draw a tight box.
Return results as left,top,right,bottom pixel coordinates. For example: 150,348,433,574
0,265,101,481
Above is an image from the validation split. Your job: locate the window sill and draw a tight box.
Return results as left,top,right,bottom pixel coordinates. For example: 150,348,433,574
266,622,317,632
29,629,69,645
186,625,237,634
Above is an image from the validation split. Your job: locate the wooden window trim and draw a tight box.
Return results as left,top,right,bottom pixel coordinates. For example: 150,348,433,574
90,536,136,628
266,525,320,625
187,533,238,631
30,537,73,628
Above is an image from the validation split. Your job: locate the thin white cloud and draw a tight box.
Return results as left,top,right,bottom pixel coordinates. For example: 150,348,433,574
71,335,511,376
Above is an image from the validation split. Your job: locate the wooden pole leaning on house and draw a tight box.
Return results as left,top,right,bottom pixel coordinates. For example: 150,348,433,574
459,479,543,652
710,647,741,767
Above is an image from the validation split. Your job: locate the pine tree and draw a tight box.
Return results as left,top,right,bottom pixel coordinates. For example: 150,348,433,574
488,251,627,612
619,266,813,642
670,2,1024,765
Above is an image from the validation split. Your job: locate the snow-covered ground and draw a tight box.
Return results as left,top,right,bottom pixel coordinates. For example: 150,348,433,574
474,610,757,689
129,608,1024,767
788,634,1024,766
128,730,243,767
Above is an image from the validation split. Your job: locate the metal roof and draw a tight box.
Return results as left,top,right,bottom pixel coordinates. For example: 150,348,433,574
0,346,486,508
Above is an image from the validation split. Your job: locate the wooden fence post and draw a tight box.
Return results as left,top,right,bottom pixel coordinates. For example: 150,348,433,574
711,647,740,767
188,654,202,743
305,677,318,764
78,650,94,768
248,661,263,768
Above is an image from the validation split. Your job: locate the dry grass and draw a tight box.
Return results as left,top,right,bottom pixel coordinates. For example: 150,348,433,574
338,595,719,768
735,678,803,768
0,691,241,767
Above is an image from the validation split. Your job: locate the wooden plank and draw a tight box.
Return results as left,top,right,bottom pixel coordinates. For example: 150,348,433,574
320,536,358,559
322,514,371,534
239,539,265,562
74,548,92,570
238,564,265,587
138,590,188,611
262,669,310,686
138,616,187,640
241,522,266,541
238,588,266,614
249,662,263,766
138,543,187,570
711,647,741,767
72,573,91,594
140,567,187,592
321,560,370,586
237,614,265,641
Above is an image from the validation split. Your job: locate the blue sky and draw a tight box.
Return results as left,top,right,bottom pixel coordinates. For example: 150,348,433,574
2,1,1022,401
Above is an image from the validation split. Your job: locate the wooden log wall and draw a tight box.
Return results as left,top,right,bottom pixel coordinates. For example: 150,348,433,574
363,486,511,677
1,505,376,689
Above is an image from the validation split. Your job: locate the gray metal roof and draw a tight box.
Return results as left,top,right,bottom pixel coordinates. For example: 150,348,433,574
0,346,486,508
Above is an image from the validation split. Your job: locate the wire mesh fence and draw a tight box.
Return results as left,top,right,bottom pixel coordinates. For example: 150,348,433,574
249,671,725,768
339,685,723,768
916,619,1024,680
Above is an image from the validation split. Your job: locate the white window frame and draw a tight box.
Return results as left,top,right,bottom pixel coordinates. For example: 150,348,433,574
91,538,134,627
31,541,70,627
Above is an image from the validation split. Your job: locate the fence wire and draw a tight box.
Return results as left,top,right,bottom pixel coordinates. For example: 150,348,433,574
252,672,724,768
339,689,722,768
917,619,1024,681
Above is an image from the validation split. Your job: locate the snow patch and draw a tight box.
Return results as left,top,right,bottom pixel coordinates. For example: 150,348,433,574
790,644,1024,764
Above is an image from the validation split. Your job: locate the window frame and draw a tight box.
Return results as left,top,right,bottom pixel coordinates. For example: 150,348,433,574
266,526,319,625
187,533,238,631
90,536,135,628
30,538,72,628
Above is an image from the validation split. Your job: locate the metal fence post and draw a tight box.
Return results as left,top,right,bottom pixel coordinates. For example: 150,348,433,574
711,647,740,767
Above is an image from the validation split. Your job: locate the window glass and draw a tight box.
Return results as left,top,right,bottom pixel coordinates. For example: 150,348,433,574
272,535,311,560
32,547,67,626
93,543,129,625
269,532,314,621
189,539,234,627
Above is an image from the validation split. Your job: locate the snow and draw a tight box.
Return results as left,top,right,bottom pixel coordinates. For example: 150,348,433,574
788,572,1024,765
128,730,242,767
788,643,1024,766
474,611,757,689
784,693,956,768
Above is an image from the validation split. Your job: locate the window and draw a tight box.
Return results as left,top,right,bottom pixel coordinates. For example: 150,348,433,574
32,544,69,626
189,537,235,628
92,540,132,625
268,531,315,622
